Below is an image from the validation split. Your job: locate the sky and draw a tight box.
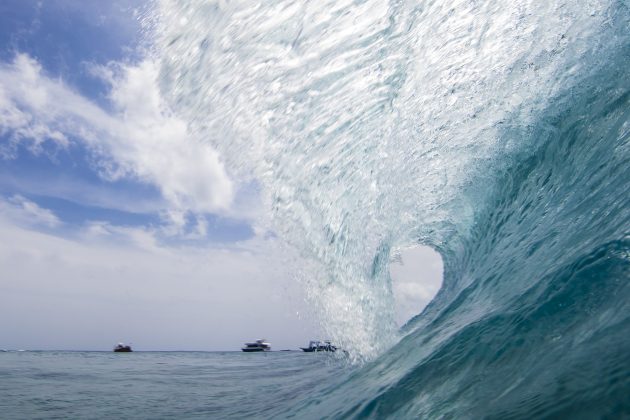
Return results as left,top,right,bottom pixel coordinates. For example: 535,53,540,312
0,0,442,351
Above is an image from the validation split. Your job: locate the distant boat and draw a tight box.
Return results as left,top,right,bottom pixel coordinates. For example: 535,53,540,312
113,343,132,352
242,339,271,352
301,340,337,352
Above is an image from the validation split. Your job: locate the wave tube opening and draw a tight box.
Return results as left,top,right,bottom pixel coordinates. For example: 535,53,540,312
389,245,443,327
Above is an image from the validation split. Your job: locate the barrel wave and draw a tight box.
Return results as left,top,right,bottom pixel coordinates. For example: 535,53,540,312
152,0,629,417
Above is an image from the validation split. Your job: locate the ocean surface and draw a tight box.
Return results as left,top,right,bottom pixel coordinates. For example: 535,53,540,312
0,350,349,419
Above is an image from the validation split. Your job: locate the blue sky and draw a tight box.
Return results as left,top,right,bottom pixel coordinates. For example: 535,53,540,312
0,1,144,98
0,0,442,351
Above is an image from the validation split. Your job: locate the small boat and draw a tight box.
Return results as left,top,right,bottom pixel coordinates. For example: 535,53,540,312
113,343,132,352
242,339,271,352
300,340,337,352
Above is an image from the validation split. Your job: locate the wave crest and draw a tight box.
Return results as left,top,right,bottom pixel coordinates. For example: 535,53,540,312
153,0,629,372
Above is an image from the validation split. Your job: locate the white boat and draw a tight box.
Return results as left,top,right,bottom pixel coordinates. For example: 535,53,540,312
242,339,271,352
300,340,337,352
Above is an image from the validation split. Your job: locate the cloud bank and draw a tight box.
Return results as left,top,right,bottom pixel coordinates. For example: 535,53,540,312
0,54,233,221
0,201,313,351
0,194,61,228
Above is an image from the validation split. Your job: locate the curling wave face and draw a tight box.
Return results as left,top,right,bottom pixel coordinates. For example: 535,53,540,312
153,0,629,416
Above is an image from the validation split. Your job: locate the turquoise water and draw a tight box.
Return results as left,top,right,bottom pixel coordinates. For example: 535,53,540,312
152,0,630,417
0,351,349,419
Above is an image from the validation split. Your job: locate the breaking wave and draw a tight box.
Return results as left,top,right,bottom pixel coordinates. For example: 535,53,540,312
153,0,629,416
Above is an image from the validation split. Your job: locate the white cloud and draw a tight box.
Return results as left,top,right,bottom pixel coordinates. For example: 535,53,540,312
0,169,166,216
80,220,162,252
0,194,61,228
0,68,70,158
0,54,234,221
